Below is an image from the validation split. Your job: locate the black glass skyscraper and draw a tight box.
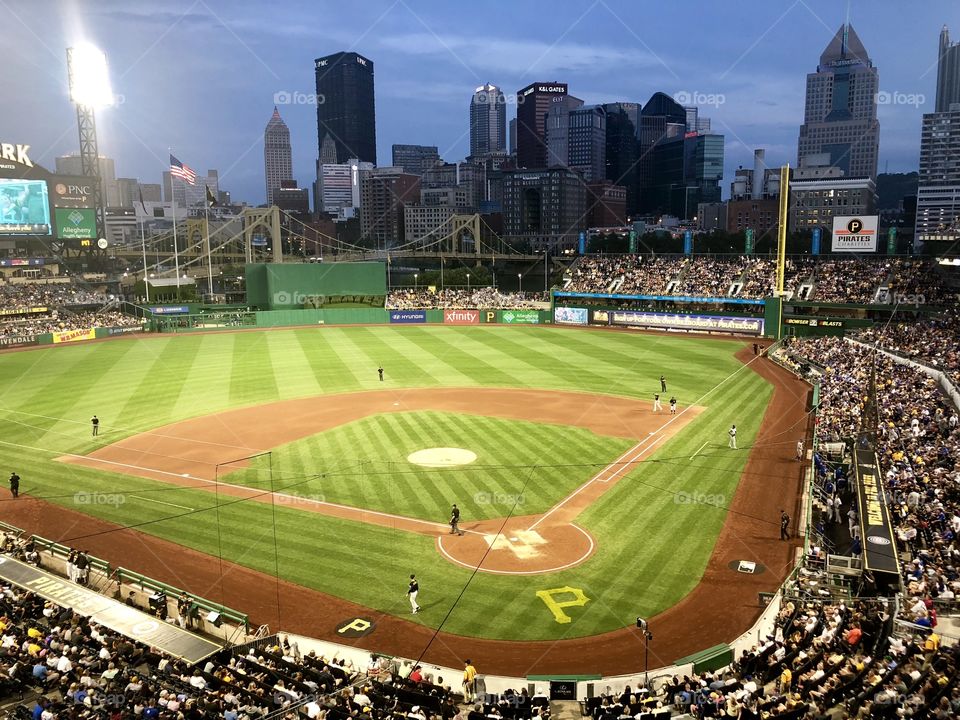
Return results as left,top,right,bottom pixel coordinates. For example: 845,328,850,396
315,51,377,165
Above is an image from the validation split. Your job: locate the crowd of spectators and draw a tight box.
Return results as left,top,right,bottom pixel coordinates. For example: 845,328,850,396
561,255,953,305
787,337,960,622
0,310,142,340
0,284,104,310
386,288,543,310
856,308,960,388
0,281,141,340
583,597,960,719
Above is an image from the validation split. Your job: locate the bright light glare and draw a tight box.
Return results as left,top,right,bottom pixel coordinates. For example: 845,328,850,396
67,44,113,107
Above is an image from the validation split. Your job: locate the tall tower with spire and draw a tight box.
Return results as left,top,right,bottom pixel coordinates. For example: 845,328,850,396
797,23,879,180
936,25,960,112
264,106,293,206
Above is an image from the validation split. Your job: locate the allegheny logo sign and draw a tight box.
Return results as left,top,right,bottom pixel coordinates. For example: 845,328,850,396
501,310,539,324
54,207,96,240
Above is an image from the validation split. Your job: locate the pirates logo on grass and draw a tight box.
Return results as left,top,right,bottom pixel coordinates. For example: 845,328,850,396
336,617,377,637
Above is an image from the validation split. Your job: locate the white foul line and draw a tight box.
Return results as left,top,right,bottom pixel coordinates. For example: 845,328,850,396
527,428,668,532
128,495,195,511
690,441,709,460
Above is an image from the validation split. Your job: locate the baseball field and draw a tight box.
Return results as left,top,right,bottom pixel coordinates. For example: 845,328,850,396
0,324,808,672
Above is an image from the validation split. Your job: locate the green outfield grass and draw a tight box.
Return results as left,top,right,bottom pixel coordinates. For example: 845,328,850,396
0,326,774,640
230,410,634,522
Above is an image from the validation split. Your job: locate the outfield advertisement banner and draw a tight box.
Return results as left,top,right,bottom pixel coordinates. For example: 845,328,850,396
389,310,426,324
107,326,145,336
611,311,764,335
0,335,38,348
499,310,540,324
0,306,47,316
149,306,190,315
443,309,480,325
853,448,899,577
52,328,96,344
554,307,588,325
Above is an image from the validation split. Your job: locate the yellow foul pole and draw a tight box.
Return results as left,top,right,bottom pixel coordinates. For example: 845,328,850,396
776,163,790,296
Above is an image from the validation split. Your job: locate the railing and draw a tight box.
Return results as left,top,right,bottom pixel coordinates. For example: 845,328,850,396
115,567,249,630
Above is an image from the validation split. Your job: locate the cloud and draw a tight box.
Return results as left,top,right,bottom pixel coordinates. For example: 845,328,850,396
377,32,662,78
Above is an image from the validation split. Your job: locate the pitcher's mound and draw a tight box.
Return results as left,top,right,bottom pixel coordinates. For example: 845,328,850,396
407,447,478,468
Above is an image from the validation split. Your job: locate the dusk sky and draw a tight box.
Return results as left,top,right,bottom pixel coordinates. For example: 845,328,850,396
4,0,957,204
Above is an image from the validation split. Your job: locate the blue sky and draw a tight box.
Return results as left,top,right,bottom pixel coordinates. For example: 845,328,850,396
3,0,956,204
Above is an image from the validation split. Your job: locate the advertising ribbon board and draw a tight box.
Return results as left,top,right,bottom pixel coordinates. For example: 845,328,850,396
0,306,47,317
611,311,764,336
0,335,38,348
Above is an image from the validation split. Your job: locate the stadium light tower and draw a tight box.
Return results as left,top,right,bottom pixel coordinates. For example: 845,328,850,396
67,44,114,253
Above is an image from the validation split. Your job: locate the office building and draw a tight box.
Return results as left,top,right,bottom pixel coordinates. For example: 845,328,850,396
264,106,293,206
603,102,641,216
637,94,724,220
391,144,440,176
421,161,485,210
797,24,879,180
56,154,120,207
936,25,960,112
502,167,586,250
637,92,687,214
470,84,507,158
916,111,960,244
515,82,568,168
359,167,420,249
585,181,627,228
404,205,456,248
544,94,584,168
316,159,372,218
789,175,876,232
138,183,162,203
276,179,310,217
315,51,377,165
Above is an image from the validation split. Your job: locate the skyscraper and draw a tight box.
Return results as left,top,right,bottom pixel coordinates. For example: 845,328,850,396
315,51,377,166
603,102,640,215
470,84,507,158
264,107,293,206
544,94,584,168
936,25,960,112
916,28,960,246
516,82,568,169
797,24,879,180
391,144,440,176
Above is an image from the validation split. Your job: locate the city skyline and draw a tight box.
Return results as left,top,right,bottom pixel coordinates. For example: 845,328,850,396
3,0,956,206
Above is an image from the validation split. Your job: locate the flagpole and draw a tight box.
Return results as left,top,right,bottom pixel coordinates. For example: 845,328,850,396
172,175,181,291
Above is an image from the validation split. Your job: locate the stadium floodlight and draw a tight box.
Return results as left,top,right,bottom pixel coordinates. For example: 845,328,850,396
67,44,114,107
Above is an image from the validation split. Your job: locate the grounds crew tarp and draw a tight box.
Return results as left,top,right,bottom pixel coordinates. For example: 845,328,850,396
0,557,221,664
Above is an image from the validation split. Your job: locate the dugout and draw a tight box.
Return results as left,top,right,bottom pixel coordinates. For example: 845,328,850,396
245,262,387,310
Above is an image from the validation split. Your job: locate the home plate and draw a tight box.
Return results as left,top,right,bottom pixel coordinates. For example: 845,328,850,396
515,530,546,546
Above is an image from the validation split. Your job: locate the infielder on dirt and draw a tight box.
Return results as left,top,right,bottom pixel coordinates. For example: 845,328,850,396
653,393,662,412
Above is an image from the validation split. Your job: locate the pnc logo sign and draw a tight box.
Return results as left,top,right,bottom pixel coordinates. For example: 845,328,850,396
0,143,33,167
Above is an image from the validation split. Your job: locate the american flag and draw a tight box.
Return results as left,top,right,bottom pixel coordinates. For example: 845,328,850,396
169,154,197,185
